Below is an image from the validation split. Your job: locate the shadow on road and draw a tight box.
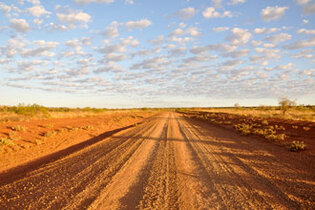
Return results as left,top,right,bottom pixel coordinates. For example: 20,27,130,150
0,123,139,186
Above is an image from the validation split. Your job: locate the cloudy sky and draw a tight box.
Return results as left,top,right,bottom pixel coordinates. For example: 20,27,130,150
0,0,314,108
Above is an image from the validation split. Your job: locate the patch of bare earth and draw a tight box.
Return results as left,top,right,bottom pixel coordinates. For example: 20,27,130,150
0,112,314,209
0,111,157,173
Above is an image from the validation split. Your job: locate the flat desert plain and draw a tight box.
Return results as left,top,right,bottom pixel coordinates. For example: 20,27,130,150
0,111,314,209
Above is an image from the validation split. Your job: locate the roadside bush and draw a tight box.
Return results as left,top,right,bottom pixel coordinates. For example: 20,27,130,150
12,104,49,116
279,97,296,115
0,138,14,146
10,125,27,131
289,141,306,152
234,124,252,135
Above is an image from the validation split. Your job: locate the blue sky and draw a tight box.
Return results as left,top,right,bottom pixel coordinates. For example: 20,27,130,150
0,0,314,108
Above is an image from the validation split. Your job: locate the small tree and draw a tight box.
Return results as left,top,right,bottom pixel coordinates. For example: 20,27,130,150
234,103,240,108
279,97,296,115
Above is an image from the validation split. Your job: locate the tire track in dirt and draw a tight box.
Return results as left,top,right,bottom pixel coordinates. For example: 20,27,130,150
0,112,314,209
0,115,163,209
177,116,274,208
177,113,312,209
88,113,169,209
136,112,178,209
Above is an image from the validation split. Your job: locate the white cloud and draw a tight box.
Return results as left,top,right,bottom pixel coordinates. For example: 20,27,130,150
303,19,309,24
74,0,115,4
264,33,292,44
251,40,262,46
291,49,314,59
179,22,186,28
227,28,251,45
26,5,51,17
125,19,152,30
130,56,169,70
105,53,127,62
97,44,126,54
81,37,91,45
186,27,201,37
223,49,249,58
0,2,12,14
94,62,123,73
167,36,192,43
203,7,232,18
302,2,315,14
263,43,276,48
285,37,315,49
190,43,236,55
10,18,30,33
296,0,310,5
169,27,201,38
22,40,59,57
120,36,139,47
265,63,293,71
261,6,288,21
255,48,281,59
46,22,68,31
176,7,196,19
103,21,119,38
33,18,43,26
1,38,26,58
230,0,246,5
17,60,45,72
57,10,91,29
65,39,82,52
213,27,229,32
149,35,164,45
211,0,223,8
168,47,187,57
297,28,315,35
221,59,243,67
26,0,41,5
125,0,134,4
253,27,279,34
170,28,185,36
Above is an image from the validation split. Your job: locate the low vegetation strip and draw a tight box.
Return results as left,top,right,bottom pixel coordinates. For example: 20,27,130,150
0,104,164,122
177,110,314,153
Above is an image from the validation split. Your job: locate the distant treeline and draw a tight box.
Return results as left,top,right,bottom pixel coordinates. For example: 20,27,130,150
176,105,315,112
0,104,167,116
1,104,314,116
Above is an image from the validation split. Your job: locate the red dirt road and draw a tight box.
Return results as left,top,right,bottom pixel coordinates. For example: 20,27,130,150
0,112,314,209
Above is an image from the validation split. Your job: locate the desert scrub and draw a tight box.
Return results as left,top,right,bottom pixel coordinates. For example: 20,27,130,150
274,125,285,131
9,131,21,140
42,131,57,137
10,125,27,131
261,120,269,125
289,141,306,152
43,124,54,129
265,133,286,141
0,138,14,146
234,124,252,135
81,125,94,130
12,103,50,117
303,127,310,131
